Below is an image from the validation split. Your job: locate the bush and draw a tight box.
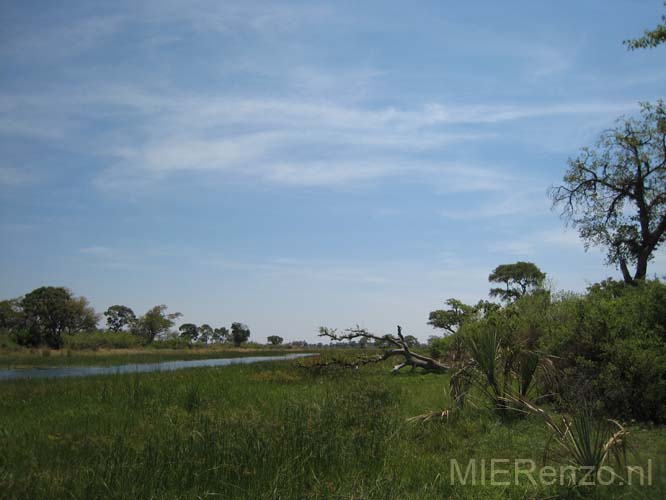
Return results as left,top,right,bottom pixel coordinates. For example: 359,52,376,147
541,280,666,422
150,337,193,349
63,331,144,350
447,280,666,422
0,329,19,350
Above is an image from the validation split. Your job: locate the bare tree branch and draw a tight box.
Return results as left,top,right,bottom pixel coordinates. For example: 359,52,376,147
317,325,449,374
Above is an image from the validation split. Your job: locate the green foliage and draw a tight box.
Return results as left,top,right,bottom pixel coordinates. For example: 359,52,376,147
427,334,459,360
509,395,630,485
624,2,666,49
230,322,251,347
0,330,19,350
267,335,284,345
1,358,662,499
439,277,666,422
0,299,22,331
488,261,546,302
178,323,199,343
198,324,213,343
64,331,144,350
428,298,477,334
19,286,99,348
513,279,666,422
103,305,136,332
212,326,229,343
550,100,666,283
134,305,181,344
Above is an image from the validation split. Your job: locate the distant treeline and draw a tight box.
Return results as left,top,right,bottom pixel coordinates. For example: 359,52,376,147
0,286,260,349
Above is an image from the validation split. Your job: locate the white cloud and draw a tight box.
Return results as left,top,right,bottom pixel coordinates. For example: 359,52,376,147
0,76,644,192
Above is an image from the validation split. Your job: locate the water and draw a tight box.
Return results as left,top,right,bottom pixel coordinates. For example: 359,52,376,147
0,353,315,381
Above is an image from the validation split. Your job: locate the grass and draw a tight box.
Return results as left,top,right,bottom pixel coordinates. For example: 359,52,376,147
0,352,664,499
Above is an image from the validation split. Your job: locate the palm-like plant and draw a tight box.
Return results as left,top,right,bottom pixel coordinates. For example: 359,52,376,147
449,321,554,413
507,393,629,484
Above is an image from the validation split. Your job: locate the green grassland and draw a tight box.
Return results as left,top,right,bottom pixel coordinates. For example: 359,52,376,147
0,353,664,499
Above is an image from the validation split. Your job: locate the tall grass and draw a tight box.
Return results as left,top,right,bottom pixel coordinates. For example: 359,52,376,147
0,357,663,499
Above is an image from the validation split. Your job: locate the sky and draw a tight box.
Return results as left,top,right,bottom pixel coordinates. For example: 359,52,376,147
1,0,665,343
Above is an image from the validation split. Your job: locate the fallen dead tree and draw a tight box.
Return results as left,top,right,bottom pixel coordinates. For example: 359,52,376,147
316,325,449,374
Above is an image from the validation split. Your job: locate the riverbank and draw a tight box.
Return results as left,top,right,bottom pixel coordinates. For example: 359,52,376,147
0,346,304,369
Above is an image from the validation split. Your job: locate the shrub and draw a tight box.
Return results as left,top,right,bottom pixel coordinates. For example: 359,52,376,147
63,331,143,350
541,280,666,422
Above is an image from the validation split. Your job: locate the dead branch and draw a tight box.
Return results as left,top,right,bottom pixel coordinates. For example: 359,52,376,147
318,325,450,374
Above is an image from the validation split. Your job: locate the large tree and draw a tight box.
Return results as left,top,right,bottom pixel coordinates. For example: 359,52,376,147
20,286,99,348
103,305,136,332
488,262,546,302
551,101,666,284
179,323,199,343
134,305,181,343
198,324,213,344
230,322,251,347
212,326,229,343
267,335,283,345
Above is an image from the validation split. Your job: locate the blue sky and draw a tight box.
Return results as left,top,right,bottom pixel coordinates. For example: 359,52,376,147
1,0,665,342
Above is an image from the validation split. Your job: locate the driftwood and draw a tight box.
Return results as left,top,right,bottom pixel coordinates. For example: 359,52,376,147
317,325,449,374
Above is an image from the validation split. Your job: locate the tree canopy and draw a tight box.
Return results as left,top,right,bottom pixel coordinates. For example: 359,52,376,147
488,262,546,302
267,335,283,345
550,101,666,284
198,324,213,343
104,305,136,332
179,323,199,343
135,305,181,343
212,326,229,343
428,298,478,335
230,322,251,347
20,286,99,348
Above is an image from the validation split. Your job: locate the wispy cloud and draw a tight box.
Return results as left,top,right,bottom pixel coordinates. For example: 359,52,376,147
439,187,549,219
489,228,590,258
2,80,641,192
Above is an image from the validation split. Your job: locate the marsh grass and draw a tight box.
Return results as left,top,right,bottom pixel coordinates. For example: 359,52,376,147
0,355,664,499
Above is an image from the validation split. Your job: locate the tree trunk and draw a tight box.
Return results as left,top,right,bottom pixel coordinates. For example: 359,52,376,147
619,258,634,284
634,252,649,282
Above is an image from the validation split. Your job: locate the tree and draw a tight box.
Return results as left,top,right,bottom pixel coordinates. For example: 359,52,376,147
624,2,666,49
428,298,478,335
488,262,546,302
134,305,181,343
319,325,449,374
550,101,666,284
198,324,213,344
212,326,229,343
103,305,136,332
20,286,99,348
267,335,283,345
179,323,199,343
0,299,23,331
230,322,251,347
